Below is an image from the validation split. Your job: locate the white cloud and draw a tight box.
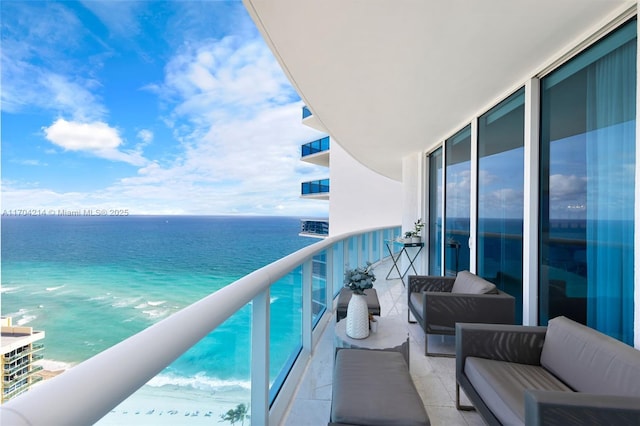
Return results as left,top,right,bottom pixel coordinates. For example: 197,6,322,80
79,1,143,38
1,2,107,121
137,129,154,144
14,159,47,167
549,174,587,200
43,119,147,166
1,4,329,217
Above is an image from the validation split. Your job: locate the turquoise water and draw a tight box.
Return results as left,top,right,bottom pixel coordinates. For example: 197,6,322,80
1,215,314,391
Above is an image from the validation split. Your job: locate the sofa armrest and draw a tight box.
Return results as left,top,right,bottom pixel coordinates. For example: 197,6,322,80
456,323,547,381
525,390,640,426
408,275,455,293
424,291,515,330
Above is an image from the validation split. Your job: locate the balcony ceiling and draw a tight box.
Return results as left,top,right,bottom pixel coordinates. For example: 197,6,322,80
244,0,635,181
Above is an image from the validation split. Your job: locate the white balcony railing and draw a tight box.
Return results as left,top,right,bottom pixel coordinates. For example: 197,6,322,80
0,225,401,425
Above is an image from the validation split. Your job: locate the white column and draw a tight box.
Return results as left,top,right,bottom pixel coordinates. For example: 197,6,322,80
251,289,270,425
469,118,479,274
635,2,640,349
524,78,541,326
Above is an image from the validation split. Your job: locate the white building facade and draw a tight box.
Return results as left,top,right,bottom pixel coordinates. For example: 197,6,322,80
245,0,640,347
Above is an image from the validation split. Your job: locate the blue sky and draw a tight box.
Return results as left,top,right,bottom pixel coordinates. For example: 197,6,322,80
1,0,328,216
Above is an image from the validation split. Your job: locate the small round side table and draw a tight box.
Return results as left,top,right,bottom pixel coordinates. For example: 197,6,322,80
334,315,410,366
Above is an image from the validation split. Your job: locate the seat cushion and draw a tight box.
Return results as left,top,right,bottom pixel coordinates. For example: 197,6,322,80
332,349,429,426
451,271,497,294
540,316,640,397
465,357,572,426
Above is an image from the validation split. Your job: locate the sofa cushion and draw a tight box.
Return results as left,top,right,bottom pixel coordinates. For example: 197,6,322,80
540,316,640,397
331,349,429,426
465,357,573,426
451,271,497,294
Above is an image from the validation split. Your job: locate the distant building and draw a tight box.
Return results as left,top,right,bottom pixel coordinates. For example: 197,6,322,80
1,317,45,403
299,126,330,238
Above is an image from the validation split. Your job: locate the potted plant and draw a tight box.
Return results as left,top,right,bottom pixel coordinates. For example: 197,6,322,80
343,262,376,339
404,218,424,243
343,262,376,295
412,218,424,242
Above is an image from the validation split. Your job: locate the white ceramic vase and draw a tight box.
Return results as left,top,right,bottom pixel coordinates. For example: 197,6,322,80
346,293,370,339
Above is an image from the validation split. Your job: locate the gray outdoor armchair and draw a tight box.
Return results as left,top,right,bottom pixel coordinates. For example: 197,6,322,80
407,271,515,356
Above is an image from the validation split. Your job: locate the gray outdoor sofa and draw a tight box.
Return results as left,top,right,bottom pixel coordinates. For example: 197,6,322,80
408,271,515,356
456,316,640,425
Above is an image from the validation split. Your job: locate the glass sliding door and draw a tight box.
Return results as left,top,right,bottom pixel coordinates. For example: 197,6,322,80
428,148,443,275
478,88,525,323
539,20,636,344
445,126,471,275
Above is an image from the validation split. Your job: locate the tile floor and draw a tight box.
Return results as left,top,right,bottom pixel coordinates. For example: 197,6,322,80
281,258,485,426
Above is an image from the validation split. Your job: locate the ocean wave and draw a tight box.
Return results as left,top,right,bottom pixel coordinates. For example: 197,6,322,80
147,300,166,307
0,286,20,294
87,295,110,302
17,314,37,325
46,285,65,292
35,358,75,371
141,309,170,319
147,372,250,392
111,297,143,308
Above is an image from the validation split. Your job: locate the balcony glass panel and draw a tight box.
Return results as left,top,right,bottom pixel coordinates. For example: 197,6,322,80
428,147,443,275
166,308,252,407
301,179,330,195
332,241,345,297
312,251,328,326
540,19,636,343
347,237,358,270
361,234,369,262
445,125,471,276
478,87,525,323
370,231,381,262
269,267,303,403
301,136,330,157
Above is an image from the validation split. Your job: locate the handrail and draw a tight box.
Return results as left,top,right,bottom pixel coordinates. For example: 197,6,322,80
0,225,400,426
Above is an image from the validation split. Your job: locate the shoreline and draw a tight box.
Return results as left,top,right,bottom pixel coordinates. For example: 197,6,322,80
34,364,250,425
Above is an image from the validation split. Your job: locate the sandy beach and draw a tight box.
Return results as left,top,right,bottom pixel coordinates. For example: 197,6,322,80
35,362,251,425
96,385,251,426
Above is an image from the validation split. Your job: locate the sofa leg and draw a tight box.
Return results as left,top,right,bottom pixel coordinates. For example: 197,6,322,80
455,383,475,411
424,334,455,357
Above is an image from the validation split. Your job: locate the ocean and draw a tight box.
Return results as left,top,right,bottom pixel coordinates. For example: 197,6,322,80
1,215,316,422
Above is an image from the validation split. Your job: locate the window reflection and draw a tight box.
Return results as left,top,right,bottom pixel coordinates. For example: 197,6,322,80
428,148,443,275
540,19,636,344
478,88,525,323
445,126,471,275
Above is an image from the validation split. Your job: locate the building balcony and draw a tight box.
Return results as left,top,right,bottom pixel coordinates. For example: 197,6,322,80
282,256,483,425
3,365,43,386
301,178,329,199
300,219,329,238
301,136,330,167
301,105,326,132
2,343,45,364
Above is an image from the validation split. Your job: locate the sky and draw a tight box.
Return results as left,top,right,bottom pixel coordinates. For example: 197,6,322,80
1,0,329,216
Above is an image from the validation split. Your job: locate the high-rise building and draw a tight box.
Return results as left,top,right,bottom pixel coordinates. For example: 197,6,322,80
1,317,45,403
